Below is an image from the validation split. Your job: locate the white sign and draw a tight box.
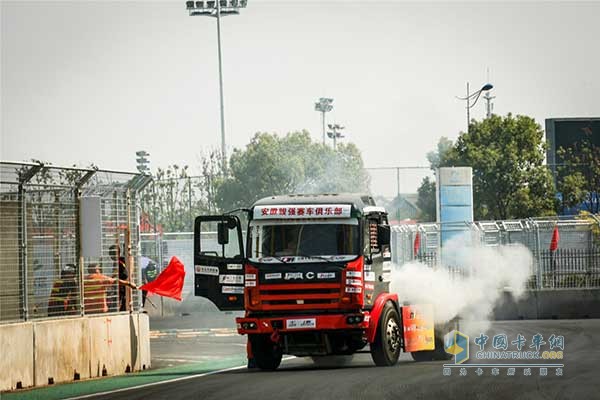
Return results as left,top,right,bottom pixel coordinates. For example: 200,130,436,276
253,204,352,220
221,286,244,294
245,274,256,280
284,272,303,280
227,264,243,270
195,265,219,276
439,167,472,186
346,278,362,286
219,274,244,284
245,280,256,287
345,287,362,293
346,271,361,278
364,271,375,282
265,272,282,280
286,318,316,329
317,272,335,279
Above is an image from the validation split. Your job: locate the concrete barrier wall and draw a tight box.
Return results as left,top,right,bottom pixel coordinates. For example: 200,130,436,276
0,322,34,391
137,313,151,371
34,318,91,385
88,315,126,377
0,313,150,392
493,289,600,320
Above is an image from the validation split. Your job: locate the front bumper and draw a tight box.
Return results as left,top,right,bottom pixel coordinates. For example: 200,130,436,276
236,312,371,334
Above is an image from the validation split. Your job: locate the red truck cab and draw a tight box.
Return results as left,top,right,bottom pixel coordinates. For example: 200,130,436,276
194,194,446,370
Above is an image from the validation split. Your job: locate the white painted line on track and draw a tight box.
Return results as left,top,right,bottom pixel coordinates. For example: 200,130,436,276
63,356,296,400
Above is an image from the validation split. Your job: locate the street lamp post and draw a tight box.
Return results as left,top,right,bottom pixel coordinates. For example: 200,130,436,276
327,123,345,150
186,0,248,174
315,97,333,145
456,82,493,133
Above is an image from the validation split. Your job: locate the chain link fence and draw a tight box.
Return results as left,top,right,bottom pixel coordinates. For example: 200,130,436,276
139,231,239,315
391,216,600,289
0,161,152,323
132,215,600,317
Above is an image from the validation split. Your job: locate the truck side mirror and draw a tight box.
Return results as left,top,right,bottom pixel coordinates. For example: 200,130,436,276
217,222,229,245
377,225,390,247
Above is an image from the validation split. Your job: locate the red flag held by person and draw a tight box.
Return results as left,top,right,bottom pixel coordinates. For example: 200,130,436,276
549,225,560,252
140,256,185,301
413,231,421,257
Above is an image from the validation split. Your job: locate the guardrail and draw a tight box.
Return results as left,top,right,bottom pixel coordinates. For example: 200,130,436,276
0,161,152,324
391,216,600,290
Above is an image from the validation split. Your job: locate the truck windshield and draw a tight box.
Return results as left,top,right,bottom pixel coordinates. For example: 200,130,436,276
249,222,359,260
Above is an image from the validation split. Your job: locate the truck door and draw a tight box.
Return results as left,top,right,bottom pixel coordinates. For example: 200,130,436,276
194,215,245,311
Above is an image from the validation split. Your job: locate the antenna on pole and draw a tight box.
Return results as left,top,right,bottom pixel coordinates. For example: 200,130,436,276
483,67,495,119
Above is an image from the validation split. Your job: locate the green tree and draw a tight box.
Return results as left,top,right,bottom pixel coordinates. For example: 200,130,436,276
151,164,192,232
416,176,436,222
216,131,370,211
443,114,556,219
557,129,600,213
426,136,453,170
186,149,225,216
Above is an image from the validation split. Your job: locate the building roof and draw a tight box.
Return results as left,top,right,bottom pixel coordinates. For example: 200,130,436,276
252,193,377,211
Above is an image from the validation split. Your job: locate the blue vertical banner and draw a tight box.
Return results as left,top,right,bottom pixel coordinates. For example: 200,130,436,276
436,167,473,263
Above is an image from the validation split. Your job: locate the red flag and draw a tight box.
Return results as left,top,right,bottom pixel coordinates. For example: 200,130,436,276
140,256,186,301
413,231,421,257
549,225,560,252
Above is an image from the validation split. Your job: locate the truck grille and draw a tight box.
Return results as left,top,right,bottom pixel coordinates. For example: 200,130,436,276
259,283,341,310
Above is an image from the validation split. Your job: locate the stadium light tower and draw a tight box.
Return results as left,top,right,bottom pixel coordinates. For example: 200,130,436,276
315,97,334,145
185,0,248,174
136,150,151,174
456,82,493,133
327,124,345,150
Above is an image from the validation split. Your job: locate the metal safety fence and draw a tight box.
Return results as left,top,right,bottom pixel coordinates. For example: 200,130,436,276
0,161,152,324
391,216,600,290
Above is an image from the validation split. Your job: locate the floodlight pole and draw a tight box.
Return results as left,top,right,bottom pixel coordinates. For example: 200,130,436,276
321,112,326,145
187,1,247,176
216,0,227,175
314,97,333,145
327,124,345,150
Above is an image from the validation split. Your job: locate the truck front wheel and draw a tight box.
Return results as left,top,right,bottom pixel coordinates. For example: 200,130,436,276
370,302,401,366
249,334,283,371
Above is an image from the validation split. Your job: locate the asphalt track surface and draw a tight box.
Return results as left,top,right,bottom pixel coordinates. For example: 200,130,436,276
87,319,599,400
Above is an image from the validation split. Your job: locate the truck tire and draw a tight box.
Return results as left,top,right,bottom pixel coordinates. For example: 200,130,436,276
411,337,452,362
249,334,282,371
370,302,401,366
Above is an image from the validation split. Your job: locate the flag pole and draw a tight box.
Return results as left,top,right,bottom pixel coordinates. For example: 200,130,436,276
550,223,560,289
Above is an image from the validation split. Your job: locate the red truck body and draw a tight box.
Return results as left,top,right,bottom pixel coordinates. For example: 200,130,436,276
194,194,446,370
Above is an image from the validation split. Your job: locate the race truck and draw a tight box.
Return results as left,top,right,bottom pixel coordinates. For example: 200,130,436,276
193,193,451,370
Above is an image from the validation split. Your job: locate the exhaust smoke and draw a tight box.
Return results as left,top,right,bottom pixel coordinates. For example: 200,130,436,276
390,233,533,333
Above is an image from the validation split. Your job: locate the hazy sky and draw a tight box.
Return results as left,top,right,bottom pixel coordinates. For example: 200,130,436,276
2,1,599,197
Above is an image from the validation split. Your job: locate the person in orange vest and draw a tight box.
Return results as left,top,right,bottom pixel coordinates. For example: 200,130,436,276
84,263,137,314
47,264,78,316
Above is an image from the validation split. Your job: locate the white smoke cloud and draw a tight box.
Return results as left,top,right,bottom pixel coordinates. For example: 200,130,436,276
390,232,533,333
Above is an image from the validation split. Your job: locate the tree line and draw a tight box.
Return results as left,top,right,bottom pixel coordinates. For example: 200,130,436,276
141,131,370,232
416,114,599,221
